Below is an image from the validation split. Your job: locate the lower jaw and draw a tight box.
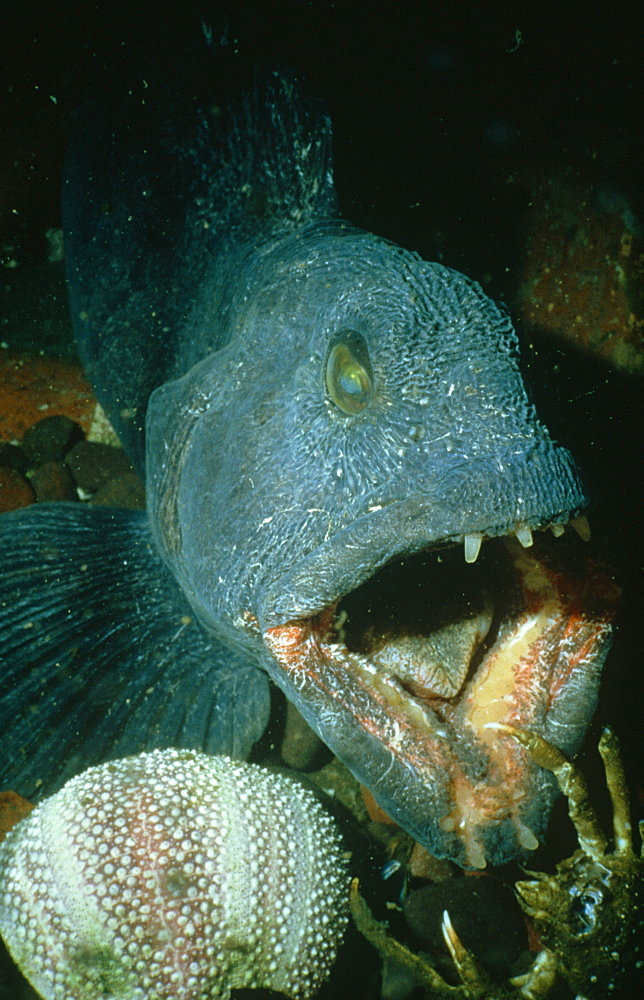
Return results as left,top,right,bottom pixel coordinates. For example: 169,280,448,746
264,536,618,868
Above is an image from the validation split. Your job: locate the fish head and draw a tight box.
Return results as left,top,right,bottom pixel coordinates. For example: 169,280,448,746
147,226,618,868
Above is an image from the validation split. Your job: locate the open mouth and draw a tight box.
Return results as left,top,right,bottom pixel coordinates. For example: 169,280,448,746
264,519,618,868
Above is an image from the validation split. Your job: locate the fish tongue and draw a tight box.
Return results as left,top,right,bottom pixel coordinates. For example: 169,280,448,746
370,600,494,699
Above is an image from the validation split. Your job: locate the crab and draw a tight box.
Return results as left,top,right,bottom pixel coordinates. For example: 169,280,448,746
350,725,643,998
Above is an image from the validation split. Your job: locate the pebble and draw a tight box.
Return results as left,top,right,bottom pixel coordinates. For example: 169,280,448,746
403,875,527,980
30,460,78,503
65,439,138,492
0,442,30,474
0,466,35,513
89,469,146,509
0,412,145,514
281,700,328,770
21,415,84,465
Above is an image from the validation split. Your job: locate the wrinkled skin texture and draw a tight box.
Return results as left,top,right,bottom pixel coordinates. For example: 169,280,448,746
0,57,616,867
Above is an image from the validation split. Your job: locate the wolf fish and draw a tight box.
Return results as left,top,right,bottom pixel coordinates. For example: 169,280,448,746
0,61,617,868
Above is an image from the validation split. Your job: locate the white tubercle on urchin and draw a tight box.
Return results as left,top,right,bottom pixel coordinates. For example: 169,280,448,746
0,750,349,1000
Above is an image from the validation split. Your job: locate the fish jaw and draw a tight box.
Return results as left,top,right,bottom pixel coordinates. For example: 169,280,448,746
263,536,618,869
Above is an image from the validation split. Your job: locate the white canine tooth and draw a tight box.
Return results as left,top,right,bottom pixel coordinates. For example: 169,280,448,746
570,514,591,541
550,523,566,537
464,532,483,563
514,524,533,548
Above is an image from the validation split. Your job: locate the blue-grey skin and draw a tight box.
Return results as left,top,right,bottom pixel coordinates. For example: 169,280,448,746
0,69,614,868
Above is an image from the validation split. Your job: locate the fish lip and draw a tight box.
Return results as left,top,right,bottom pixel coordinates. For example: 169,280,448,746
261,532,618,868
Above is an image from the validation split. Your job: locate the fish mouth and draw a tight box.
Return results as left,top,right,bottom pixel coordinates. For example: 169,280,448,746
263,520,618,869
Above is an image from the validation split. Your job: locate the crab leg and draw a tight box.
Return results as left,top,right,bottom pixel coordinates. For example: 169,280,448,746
487,724,607,860
349,879,465,998
598,726,634,856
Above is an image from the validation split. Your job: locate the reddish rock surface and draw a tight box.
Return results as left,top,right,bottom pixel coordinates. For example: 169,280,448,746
0,351,96,441
0,792,34,845
516,173,643,374
0,368,145,512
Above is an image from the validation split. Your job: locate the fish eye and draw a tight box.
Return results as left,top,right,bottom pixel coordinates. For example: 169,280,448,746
325,330,373,415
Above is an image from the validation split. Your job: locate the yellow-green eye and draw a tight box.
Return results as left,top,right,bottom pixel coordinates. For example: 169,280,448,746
325,330,373,415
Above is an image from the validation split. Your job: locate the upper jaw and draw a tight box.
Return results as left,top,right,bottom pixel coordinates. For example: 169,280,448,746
257,465,588,629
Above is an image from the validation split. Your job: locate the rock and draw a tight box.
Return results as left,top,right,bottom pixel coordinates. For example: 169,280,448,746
403,875,527,980
0,352,96,441
65,439,137,493
281,700,327,769
89,469,146,509
516,173,643,373
30,461,78,503
0,467,35,513
0,442,30,474
21,415,84,465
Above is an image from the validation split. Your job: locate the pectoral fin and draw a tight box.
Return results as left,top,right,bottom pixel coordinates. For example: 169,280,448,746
0,504,270,800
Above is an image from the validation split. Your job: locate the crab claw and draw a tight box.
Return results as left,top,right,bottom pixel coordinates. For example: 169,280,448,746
485,722,607,859
441,909,489,996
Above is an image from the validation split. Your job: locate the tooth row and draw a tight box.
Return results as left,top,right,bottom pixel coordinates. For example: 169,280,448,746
462,514,591,563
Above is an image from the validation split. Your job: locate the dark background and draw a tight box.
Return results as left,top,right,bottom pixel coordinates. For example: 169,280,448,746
0,1,642,996
2,0,642,277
